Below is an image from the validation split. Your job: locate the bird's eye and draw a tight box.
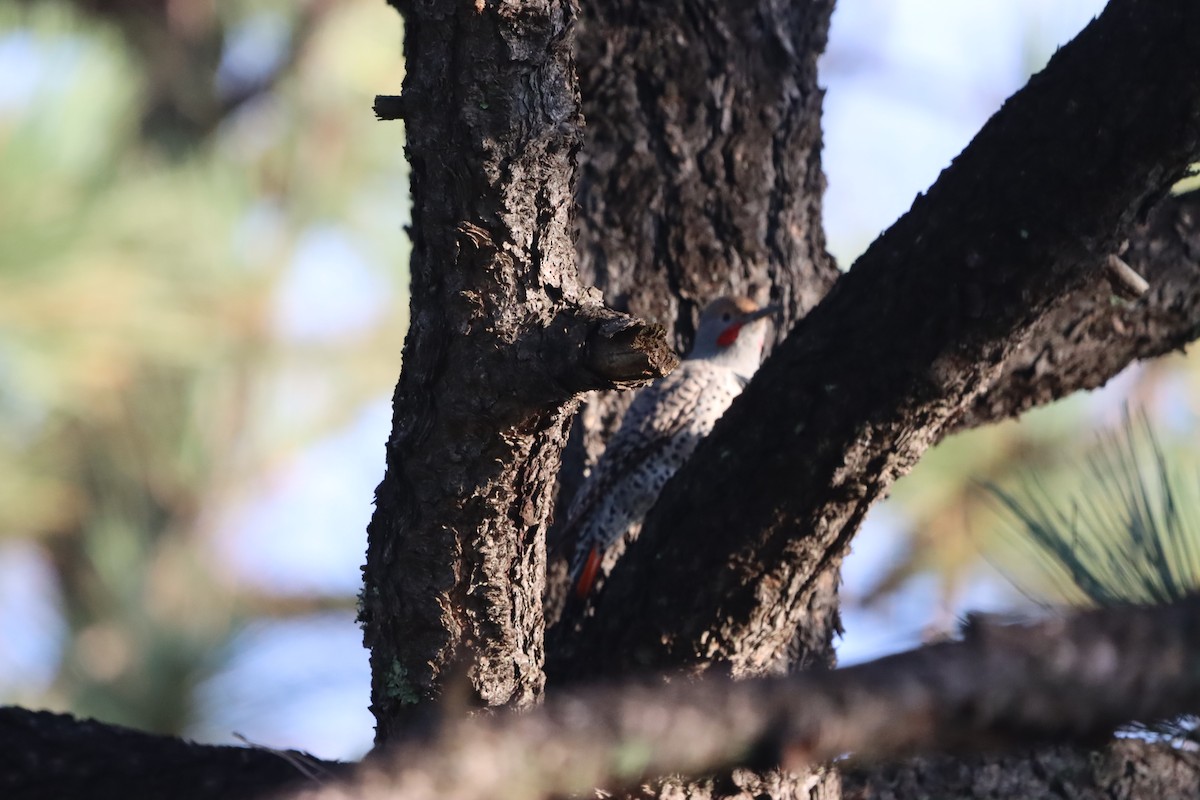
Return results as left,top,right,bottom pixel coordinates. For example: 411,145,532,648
721,312,732,322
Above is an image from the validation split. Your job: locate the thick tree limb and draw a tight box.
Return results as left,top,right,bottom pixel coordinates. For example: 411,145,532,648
293,599,1200,800
955,188,1200,430
0,707,345,800
5,601,1200,799
554,0,1200,681
843,740,1200,800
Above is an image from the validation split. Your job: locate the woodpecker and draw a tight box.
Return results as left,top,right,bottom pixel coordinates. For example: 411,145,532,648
565,295,777,598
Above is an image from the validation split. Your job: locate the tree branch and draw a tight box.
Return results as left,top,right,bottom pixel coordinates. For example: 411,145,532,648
554,0,1200,681
954,188,1200,431
0,707,344,800
6,601,1200,799
295,599,1200,800
843,740,1200,800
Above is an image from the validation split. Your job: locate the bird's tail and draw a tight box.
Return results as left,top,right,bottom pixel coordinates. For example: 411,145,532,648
574,546,602,599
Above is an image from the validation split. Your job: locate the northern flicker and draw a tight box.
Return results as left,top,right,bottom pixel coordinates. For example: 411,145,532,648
565,296,777,598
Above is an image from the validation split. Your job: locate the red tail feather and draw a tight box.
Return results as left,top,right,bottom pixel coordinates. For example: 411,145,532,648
575,547,602,599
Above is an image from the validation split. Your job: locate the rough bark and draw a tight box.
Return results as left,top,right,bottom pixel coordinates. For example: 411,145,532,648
954,188,1200,430
3,703,1197,800
556,0,1200,685
294,598,1200,800
0,707,345,800
547,0,840,658
571,0,837,328
362,0,674,742
551,0,840,509
545,5,840,795
842,741,1200,800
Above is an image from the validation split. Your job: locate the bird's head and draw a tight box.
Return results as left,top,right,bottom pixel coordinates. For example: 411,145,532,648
687,295,778,378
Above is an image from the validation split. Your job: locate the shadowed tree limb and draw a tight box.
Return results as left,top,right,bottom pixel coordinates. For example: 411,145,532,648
4,601,1200,799
551,0,1200,682
842,740,1200,800
293,599,1200,800
0,707,346,800
954,188,1200,431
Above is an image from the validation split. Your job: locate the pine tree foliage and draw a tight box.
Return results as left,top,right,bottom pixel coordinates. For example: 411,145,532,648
989,409,1200,741
990,411,1200,608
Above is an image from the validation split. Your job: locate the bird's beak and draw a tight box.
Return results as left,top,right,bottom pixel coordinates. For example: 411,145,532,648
743,304,781,323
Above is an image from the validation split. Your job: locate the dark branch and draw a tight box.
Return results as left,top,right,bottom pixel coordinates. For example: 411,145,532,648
295,599,1200,800
843,740,1200,800
373,95,406,121
0,707,345,800
6,601,1200,799
954,188,1200,431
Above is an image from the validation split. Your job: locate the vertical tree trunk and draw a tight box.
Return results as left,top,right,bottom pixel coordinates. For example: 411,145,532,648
553,0,840,650
558,0,839,471
548,0,841,626
574,0,838,328
551,2,842,798
363,0,671,742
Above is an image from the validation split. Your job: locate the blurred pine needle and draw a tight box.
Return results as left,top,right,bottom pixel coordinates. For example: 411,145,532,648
986,409,1200,741
988,411,1200,607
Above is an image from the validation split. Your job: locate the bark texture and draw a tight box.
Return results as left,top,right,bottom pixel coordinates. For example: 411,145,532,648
955,188,1200,430
547,0,840,635
296,598,1200,800
547,0,840,658
553,0,839,504
362,0,673,741
557,0,1200,685
572,0,837,328
843,741,1200,800
0,707,344,800
546,5,840,795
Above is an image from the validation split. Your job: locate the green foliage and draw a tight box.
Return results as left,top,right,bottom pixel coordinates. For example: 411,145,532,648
989,411,1200,607
986,410,1200,742
0,0,409,738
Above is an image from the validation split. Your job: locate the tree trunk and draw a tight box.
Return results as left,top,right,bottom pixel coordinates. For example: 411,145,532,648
361,0,674,742
549,0,839,590
572,0,838,325
548,4,842,796
370,0,1200,795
